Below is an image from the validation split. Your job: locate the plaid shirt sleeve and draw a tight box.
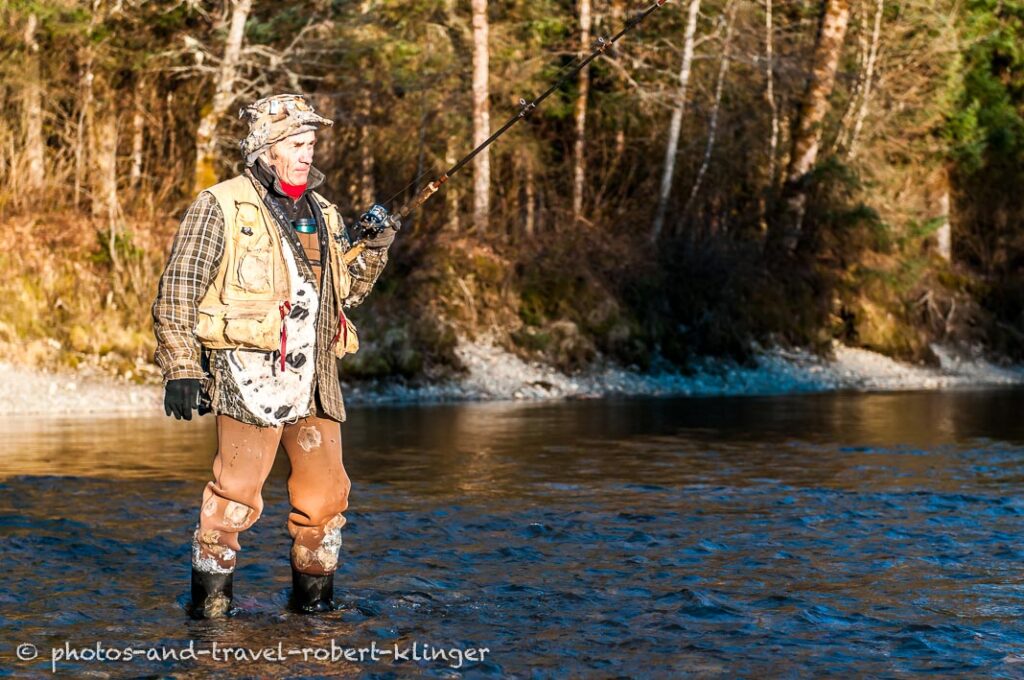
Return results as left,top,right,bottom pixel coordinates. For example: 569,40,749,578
151,192,225,383
342,242,389,309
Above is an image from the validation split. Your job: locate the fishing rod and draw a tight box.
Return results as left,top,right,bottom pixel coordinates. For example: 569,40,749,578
347,0,670,256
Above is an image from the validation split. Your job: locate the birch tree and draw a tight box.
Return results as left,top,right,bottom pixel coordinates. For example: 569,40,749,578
90,97,121,269
74,1,102,208
572,0,593,221
611,0,627,160
22,13,44,191
770,0,851,253
682,1,737,227
129,81,145,188
193,0,252,194
471,0,491,234
357,96,375,210
524,153,536,237
651,0,702,241
845,0,884,159
763,0,779,188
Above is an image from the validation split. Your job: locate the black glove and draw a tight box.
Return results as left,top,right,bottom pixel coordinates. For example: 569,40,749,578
353,204,400,248
164,378,208,421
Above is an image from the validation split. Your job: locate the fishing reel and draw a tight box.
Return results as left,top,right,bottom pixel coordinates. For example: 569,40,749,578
351,203,402,243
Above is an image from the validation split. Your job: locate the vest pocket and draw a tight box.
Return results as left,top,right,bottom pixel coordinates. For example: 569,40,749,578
196,305,282,351
234,245,274,295
228,201,276,297
331,312,359,358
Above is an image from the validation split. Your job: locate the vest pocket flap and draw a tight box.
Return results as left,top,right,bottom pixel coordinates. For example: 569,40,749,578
197,305,282,351
235,201,263,230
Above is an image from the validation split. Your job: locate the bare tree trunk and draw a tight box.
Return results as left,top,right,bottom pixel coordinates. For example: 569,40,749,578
471,0,491,234
831,6,868,154
770,0,850,253
524,153,536,238
359,131,375,208
446,135,461,231
846,0,884,159
193,0,252,194
357,94,375,209
764,0,779,188
682,1,737,229
758,0,780,233
934,165,952,262
130,81,145,188
74,2,100,210
572,0,593,221
23,13,45,191
165,89,177,176
936,191,951,262
90,108,118,221
611,0,627,160
90,105,120,267
651,0,701,241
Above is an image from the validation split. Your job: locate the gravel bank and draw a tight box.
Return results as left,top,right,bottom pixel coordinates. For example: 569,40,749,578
3,342,1022,417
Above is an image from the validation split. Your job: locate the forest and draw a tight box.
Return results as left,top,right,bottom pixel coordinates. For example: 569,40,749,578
0,0,1021,384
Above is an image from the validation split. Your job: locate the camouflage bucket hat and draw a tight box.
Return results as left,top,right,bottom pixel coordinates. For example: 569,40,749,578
239,93,334,166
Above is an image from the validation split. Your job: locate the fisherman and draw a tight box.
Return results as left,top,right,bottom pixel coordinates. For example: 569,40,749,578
151,93,397,618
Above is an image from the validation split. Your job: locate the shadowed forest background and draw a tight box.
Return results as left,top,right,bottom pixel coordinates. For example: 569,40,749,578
0,0,1021,384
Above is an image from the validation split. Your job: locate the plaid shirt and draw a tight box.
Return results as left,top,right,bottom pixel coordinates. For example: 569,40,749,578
151,165,389,425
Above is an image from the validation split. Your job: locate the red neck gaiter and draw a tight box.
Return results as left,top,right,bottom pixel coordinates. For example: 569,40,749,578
279,179,307,201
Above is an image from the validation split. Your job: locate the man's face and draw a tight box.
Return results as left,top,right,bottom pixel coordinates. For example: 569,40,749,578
267,130,316,185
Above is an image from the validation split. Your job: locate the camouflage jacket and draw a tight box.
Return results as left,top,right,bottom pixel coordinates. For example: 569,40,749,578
151,163,389,425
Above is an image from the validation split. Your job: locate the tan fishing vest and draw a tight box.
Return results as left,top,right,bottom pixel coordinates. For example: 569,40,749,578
194,175,359,358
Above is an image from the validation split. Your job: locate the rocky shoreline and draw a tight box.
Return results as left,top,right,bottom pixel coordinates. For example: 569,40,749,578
3,341,1023,418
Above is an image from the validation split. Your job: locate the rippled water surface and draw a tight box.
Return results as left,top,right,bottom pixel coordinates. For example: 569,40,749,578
4,390,1024,677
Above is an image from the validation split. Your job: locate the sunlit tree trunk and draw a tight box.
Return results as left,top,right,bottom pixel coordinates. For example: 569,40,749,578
524,154,536,238
23,13,44,191
611,0,627,160
471,0,491,234
446,136,461,232
846,0,884,159
651,0,701,241
74,2,102,208
90,107,118,220
193,0,252,194
682,1,737,228
129,81,145,189
764,0,779,190
90,103,120,267
357,95,375,209
935,166,952,262
770,0,850,253
758,0,780,233
572,0,593,221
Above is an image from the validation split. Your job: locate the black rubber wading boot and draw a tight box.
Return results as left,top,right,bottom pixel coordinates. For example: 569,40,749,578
290,569,336,613
189,569,234,619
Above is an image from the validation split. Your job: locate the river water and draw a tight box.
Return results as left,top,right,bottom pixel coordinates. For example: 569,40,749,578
3,390,1024,677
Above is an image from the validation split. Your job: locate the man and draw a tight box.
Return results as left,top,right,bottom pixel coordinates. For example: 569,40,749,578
151,93,397,619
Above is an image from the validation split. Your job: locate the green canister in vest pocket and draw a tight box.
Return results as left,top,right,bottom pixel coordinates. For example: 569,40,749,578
294,218,316,234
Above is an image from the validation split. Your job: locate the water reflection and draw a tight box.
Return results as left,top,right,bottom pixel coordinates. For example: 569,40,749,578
3,390,1024,676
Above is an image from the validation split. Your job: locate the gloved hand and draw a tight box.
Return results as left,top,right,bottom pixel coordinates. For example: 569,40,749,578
354,204,401,248
164,378,208,421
